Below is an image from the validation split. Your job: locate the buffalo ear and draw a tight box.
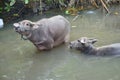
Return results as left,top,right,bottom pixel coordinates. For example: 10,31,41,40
29,23,34,27
92,39,97,44
31,23,40,29
80,37,87,43
89,38,97,44
77,39,85,45
13,23,19,27
80,38,87,46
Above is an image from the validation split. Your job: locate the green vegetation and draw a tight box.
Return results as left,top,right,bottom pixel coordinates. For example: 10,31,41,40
0,0,120,14
0,0,119,23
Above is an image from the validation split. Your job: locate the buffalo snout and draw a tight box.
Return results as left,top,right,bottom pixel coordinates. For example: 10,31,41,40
13,23,20,32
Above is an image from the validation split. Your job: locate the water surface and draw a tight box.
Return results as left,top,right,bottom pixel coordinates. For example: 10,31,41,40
0,8,120,80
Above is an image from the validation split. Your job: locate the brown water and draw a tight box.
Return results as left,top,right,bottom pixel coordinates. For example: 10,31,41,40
0,8,120,80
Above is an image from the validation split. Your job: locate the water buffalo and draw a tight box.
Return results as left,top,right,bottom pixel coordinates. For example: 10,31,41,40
13,15,70,50
69,37,120,56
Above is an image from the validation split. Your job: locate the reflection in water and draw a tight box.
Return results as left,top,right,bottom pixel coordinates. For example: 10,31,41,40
0,8,120,80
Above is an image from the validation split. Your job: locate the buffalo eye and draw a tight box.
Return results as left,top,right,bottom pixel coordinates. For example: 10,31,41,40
25,30,28,31
81,43,85,46
26,23,29,26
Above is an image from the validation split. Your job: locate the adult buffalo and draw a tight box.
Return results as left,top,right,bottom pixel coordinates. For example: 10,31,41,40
14,15,70,50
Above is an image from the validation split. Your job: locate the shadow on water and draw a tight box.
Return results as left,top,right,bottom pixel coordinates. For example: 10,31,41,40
0,8,120,80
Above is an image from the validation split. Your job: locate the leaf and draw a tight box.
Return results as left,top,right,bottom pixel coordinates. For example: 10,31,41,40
6,8,10,12
10,0,16,6
0,8,2,13
25,0,29,4
0,7,3,10
13,13,19,17
5,3,9,6
4,2,12,12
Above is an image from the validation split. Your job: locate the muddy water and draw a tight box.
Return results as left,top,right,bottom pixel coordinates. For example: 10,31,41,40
1,8,120,80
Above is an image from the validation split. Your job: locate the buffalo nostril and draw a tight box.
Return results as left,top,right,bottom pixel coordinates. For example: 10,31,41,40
15,27,18,30
14,27,20,31
69,46,72,49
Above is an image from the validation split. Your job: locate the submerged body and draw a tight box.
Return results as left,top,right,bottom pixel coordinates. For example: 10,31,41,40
96,43,120,56
14,15,70,50
69,37,120,56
